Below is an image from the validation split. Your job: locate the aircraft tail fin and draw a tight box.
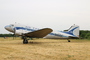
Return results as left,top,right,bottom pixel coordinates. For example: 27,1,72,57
66,24,79,37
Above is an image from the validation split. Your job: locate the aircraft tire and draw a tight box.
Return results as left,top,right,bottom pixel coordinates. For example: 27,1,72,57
68,40,70,42
23,39,28,44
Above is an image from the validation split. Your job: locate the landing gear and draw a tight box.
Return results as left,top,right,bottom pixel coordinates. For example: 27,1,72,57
67,39,71,42
22,36,28,44
23,39,28,44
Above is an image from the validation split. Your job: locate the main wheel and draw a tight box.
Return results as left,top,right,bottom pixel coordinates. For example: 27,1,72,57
23,39,28,44
68,40,70,42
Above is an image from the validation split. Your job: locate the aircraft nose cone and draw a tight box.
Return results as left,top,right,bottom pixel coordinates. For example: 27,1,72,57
5,25,9,30
4,25,13,32
5,26,8,30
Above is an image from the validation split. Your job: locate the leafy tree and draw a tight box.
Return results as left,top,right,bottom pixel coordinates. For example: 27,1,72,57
80,30,90,39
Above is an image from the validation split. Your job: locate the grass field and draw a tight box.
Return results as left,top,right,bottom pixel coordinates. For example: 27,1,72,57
0,37,90,60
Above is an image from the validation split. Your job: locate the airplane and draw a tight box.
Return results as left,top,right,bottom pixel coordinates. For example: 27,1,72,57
5,23,79,44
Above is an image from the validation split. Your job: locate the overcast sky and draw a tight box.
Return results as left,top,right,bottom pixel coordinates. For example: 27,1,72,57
0,0,90,33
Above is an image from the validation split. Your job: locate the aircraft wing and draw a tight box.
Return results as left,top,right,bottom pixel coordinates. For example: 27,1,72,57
24,28,53,38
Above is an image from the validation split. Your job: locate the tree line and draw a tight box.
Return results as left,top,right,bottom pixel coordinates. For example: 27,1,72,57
0,34,14,37
80,30,90,39
0,30,90,39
